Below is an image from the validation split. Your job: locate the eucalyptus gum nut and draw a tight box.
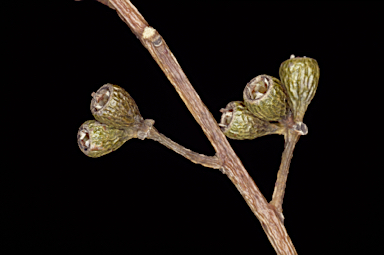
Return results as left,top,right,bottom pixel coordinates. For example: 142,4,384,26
243,75,288,121
219,101,284,140
77,120,135,158
91,84,142,129
279,56,320,122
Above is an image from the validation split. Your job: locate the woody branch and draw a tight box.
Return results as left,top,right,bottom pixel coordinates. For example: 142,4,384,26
87,0,297,254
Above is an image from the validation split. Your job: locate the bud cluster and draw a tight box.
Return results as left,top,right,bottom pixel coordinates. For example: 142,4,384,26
219,55,319,140
78,84,144,158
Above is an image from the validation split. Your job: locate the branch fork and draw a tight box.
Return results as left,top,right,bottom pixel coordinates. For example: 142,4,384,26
75,1,320,254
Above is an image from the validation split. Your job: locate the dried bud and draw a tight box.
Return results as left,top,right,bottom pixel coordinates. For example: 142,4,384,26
279,56,320,122
219,101,284,140
91,84,142,129
243,75,288,121
77,120,136,158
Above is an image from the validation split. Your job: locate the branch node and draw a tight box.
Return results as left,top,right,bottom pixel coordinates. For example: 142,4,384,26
142,26,157,40
137,119,155,140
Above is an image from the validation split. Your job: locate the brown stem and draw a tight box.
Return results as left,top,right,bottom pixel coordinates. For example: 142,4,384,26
270,130,300,222
147,127,221,169
91,1,297,254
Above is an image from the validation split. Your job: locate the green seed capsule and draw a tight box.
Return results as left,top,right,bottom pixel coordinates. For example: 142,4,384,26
91,84,142,129
219,101,284,140
243,75,288,121
77,120,135,158
279,55,320,122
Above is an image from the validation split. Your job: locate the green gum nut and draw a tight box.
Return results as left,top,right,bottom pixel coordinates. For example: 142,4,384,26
243,75,288,121
219,101,284,140
91,84,142,129
279,55,320,122
77,120,135,158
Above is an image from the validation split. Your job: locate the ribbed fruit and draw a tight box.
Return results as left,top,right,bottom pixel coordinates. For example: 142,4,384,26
279,56,320,122
219,101,284,140
91,84,142,129
243,75,288,121
77,120,135,158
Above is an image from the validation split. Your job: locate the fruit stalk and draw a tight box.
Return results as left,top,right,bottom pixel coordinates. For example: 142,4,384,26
146,127,221,169
270,129,300,222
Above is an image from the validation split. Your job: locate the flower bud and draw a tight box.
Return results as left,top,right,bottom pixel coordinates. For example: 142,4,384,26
91,84,142,129
77,120,135,158
219,101,284,140
243,75,288,121
279,55,320,122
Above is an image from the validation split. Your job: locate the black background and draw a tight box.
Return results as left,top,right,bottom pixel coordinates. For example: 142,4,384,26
2,1,382,254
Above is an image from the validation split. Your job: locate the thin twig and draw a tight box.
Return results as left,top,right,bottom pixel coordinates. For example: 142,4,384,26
91,1,297,254
271,130,300,222
147,127,221,169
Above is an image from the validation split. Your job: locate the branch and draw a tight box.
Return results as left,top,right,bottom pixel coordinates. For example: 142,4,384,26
147,126,221,169
270,113,305,221
91,1,297,254
271,130,300,222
